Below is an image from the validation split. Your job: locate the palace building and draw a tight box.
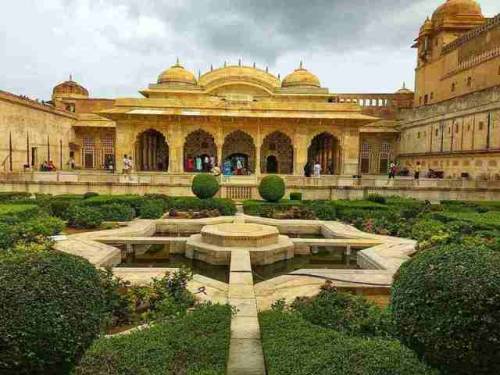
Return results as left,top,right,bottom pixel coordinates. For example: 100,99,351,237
0,0,499,183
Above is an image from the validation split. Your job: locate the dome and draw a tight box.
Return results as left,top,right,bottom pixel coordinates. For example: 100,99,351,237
158,60,197,86
282,63,321,88
419,17,434,34
395,82,413,94
52,77,89,99
431,0,483,24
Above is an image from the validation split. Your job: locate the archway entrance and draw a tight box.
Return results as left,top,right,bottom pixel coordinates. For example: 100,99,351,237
135,129,169,171
307,133,340,175
260,131,293,174
266,155,278,173
222,130,255,175
184,130,217,172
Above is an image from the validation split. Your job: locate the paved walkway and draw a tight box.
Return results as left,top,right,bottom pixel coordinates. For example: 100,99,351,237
227,250,266,375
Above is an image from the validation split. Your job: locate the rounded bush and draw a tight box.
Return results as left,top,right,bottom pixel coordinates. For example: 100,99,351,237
140,199,165,219
258,175,285,203
392,244,500,375
0,251,108,374
191,174,220,199
98,203,136,222
67,205,103,229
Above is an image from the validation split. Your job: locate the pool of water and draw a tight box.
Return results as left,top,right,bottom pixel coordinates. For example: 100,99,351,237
252,251,358,283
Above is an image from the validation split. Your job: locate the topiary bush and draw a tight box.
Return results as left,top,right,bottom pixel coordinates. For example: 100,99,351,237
98,203,136,222
259,175,285,203
191,174,220,199
392,244,500,375
140,199,166,219
0,251,108,374
67,205,103,229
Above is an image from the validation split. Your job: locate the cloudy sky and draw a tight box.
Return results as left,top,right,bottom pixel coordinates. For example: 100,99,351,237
1,0,498,99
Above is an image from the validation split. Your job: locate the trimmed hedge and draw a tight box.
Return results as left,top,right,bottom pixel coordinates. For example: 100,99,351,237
98,203,136,222
0,204,42,224
67,205,104,229
0,192,31,203
259,175,285,202
392,244,500,375
167,197,236,216
290,192,303,201
191,174,220,199
139,199,165,219
366,194,386,204
0,251,108,374
76,303,232,375
260,311,437,375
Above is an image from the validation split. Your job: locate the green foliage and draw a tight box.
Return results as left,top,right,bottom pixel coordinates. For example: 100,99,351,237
83,192,99,199
260,310,437,375
289,192,303,201
366,194,386,204
139,199,165,219
49,195,84,219
0,204,42,224
431,210,500,230
75,303,232,375
67,205,104,229
291,282,394,338
410,219,451,250
0,251,108,374
168,197,236,216
191,174,220,199
98,203,136,222
0,192,31,203
98,269,133,328
304,201,337,220
82,195,145,212
392,244,500,375
259,175,286,202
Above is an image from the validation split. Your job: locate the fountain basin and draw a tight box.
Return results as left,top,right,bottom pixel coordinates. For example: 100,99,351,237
201,223,279,247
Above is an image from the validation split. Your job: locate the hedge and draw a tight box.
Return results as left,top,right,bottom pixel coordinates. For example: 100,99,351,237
76,303,232,375
191,174,220,199
98,203,136,222
260,311,437,375
0,204,42,224
67,205,104,229
0,192,31,203
140,199,166,219
0,251,108,374
392,244,500,375
167,197,236,216
431,210,500,230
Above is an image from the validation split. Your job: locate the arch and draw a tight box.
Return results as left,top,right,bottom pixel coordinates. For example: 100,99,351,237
222,130,256,175
307,132,340,175
260,131,293,174
135,129,169,172
183,129,217,172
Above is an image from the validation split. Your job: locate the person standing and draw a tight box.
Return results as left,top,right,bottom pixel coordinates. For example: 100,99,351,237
304,161,312,177
414,161,421,180
313,161,321,178
388,161,397,179
122,155,129,174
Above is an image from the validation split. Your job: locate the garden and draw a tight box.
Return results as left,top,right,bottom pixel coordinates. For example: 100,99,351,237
0,173,498,374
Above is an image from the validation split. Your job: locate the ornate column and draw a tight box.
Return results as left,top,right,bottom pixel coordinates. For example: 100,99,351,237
255,146,261,176
294,131,308,176
341,128,360,175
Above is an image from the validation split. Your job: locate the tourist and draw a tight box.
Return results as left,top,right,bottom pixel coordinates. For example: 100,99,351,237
40,161,48,172
47,160,56,171
68,156,75,170
236,159,243,175
304,160,312,177
414,161,421,180
388,161,397,179
313,161,321,178
127,156,134,173
211,162,221,177
122,155,129,174
195,156,202,172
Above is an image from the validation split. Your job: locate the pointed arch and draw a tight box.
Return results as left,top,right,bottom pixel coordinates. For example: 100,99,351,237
307,132,341,175
183,129,217,172
222,130,256,175
135,129,169,171
260,131,293,174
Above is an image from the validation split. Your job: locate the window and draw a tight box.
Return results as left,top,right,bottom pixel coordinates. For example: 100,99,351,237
83,136,95,169
379,143,391,174
467,77,472,88
451,82,456,92
360,143,372,174
424,95,428,105
479,122,484,131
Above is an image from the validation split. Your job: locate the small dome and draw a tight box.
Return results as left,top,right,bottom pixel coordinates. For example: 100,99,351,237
419,17,434,34
52,76,89,99
158,60,197,86
432,0,483,23
282,63,321,88
395,82,413,94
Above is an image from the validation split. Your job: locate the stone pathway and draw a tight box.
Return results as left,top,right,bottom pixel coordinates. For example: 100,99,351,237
227,250,266,375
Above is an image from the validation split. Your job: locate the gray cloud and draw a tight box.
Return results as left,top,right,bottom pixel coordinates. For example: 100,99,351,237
1,0,498,99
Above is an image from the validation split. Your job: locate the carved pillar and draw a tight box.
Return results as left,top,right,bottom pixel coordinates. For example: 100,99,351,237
255,146,261,176
216,144,223,166
294,132,308,176
341,128,360,175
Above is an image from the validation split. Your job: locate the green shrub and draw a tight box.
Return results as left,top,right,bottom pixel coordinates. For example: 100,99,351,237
83,192,99,199
304,201,337,220
0,192,32,203
98,203,136,222
259,175,285,202
0,204,42,224
49,196,82,219
291,283,394,338
82,195,144,212
140,199,165,219
392,244,500,375
410,219,451,249
367,194,386,204
168,197,236,216
290,192,303,201
76,303,232,375
431,210,500,230
260,310,437,375
191,174,220,199
0,251,108,374
67,205,103,229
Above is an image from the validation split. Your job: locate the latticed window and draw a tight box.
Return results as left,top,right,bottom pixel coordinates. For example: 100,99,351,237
360,143,372,174
83,136,95,168
379,143,392,174
101,134,115,168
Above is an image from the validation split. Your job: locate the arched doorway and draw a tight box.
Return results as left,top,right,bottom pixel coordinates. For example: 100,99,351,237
135,129,169,171
266,155,278,173
307,133,340,175
183,129,217,172
260,131,293,174
222,130,255,175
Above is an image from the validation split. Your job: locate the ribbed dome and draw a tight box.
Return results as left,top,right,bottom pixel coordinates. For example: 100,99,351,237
282,64,321,88
432,0,483,23
52,77,89,99
158,61,197,86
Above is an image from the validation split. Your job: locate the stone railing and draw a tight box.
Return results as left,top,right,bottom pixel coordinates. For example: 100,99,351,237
442,46,500,79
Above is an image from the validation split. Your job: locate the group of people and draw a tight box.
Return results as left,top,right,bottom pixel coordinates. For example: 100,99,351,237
387,161,422,180
304,160,323,178
185,155,216,173
40,160,56,172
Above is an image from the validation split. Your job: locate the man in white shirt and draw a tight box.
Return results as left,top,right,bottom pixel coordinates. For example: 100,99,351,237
314,161,321,178
122,155,129,174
